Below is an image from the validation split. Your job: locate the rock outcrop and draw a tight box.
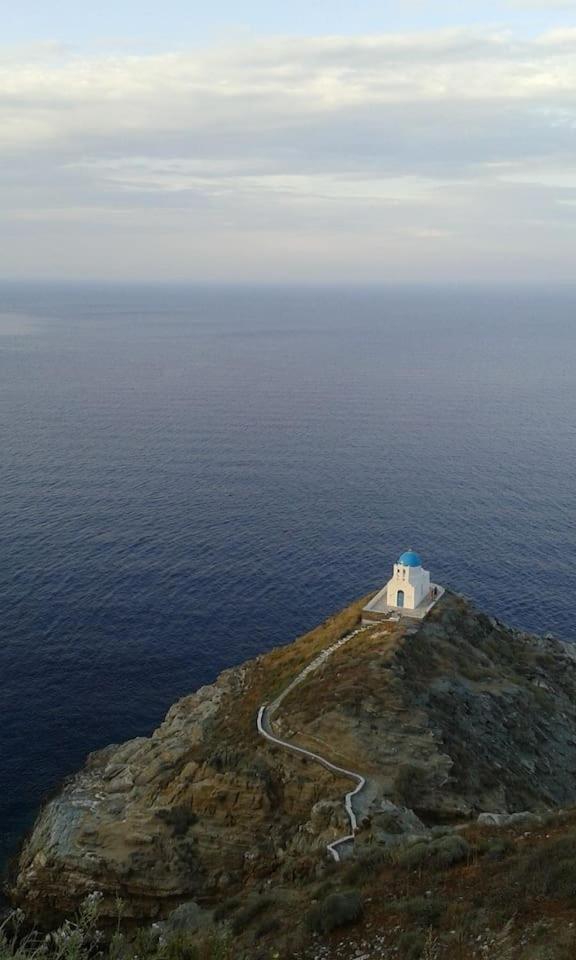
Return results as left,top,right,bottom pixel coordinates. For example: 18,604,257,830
10,592,576,924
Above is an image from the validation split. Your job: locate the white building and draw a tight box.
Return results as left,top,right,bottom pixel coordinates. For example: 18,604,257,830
386,549,430,610
361,549,444,623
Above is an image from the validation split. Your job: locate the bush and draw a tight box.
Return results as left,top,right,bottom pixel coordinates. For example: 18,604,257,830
476,837,514,861
0,904,234,960
430,826,454,838
165,902,210,933
344,848,388,885
166,931,233,960
432,835,470,867
375,811,405,835
394,835,470,870
208,746,247,773
230,896,274,935
507,835,576,899
213,897,242,922
390,896,445,928
162,931,200,960
398,930,426,959
312,879,338,901
254,917,281,940
156,806,198,837
175,838,199,869
306,889,364,935
395,841,431,869
248,758,275,790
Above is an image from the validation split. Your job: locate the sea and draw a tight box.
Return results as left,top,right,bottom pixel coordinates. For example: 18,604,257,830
1,283,575,873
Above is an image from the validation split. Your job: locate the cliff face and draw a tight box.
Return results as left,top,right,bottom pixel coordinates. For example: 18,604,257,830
10,593,576,923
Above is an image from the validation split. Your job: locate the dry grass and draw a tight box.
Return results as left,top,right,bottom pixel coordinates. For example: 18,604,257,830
209,593,373,751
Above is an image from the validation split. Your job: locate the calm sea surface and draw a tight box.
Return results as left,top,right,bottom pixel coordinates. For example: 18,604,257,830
1,284,575,871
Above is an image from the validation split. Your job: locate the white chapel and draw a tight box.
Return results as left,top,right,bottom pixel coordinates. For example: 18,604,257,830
362,548,444,623
386,549,430,609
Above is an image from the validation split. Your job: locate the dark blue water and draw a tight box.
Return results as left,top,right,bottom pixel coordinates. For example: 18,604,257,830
1,284,576,871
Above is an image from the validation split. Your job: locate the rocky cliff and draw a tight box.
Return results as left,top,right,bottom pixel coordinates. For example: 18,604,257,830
10,592,576,926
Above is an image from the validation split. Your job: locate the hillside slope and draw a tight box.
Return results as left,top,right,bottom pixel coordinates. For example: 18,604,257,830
10,592,576,937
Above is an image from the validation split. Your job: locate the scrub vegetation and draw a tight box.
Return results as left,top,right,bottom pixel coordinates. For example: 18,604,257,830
11,593,576,960
8,810,576,959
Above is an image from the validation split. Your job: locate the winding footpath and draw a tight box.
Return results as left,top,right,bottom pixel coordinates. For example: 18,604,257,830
257,627,369,862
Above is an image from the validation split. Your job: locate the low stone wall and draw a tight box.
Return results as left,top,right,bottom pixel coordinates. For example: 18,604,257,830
361,610,391,624
362,584,445,623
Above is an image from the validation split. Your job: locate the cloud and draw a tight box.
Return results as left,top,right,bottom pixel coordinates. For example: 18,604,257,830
0,28,574,151
508,0,576,8
1,28,576,281
536,27,576,44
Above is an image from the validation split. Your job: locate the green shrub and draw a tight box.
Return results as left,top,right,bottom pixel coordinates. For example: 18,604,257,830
175,838,199,869
507,834,576,899
390,896,445,927
432,835,470,867
208,747,247,773
130,928,160,958
394,835,470,870
312,879,337,900
230,896,273,935
254,917,281,940
162,931,199,960
247,759,275,790
166,931,232,960
344,848,388,885
476,837,514,861
430,826,454,839
213,897,242,922
375,812,405,835
395,840,431,869
306,889,364,935
155,806,198,837
398,930,426,959
0,904,233,960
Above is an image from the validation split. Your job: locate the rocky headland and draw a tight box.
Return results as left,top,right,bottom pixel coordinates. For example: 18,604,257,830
10,591,576,954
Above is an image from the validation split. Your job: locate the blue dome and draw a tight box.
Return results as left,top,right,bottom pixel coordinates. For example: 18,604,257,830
398,549,422,568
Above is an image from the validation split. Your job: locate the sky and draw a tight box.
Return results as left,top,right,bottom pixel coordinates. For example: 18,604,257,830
2,0,576,283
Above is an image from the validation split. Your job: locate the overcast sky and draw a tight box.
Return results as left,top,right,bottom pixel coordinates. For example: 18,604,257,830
3,0,576,283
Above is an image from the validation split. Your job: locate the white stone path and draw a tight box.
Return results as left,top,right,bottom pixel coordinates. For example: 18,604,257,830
257,627,370,862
